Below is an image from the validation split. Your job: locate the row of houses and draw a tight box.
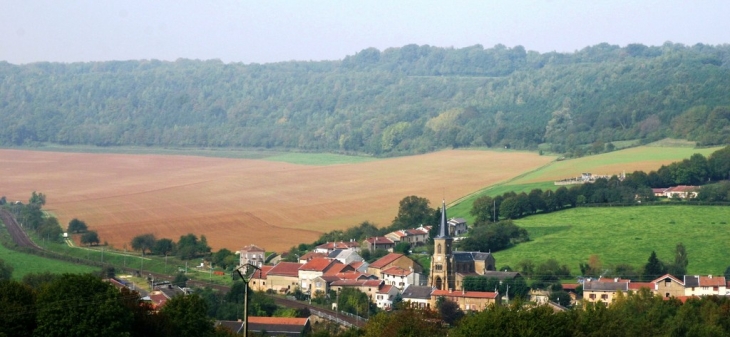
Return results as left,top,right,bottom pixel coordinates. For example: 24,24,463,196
583,274,728,305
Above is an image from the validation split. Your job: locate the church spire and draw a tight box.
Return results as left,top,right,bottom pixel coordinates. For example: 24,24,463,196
438,199,450,238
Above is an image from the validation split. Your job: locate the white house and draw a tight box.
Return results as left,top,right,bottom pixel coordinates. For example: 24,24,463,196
239,244,266,268
381,266,422,290
375,285,400,310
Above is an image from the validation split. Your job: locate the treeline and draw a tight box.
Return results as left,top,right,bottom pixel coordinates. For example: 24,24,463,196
130,233,213,261
471,146,730,223
0,269,309,337
2,42,730,155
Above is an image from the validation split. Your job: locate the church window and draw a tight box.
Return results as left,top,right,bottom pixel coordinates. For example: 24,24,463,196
437,244,441,254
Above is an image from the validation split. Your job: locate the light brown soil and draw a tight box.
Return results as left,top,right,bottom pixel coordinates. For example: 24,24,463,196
1,149,553,252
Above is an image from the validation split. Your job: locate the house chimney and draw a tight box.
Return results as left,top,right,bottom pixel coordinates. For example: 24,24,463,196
709,275,713,279
449,288,453,293
614,278,619,282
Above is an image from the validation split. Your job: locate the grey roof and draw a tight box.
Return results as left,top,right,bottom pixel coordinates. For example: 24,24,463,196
436,200,451,239
401,285,433,300
453,251,493,262
328,249,343,258
684,275,699,287
481,271,521,280
448,218,467,225
583,281,629,292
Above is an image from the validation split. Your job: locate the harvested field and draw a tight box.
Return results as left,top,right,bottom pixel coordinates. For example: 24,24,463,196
1,149,553,252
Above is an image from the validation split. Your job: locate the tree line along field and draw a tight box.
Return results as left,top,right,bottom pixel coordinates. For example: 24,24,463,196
1,148,554,253
493,205,730,276
447,144,723,224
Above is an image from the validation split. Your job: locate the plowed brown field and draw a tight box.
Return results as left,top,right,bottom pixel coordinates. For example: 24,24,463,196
1,149,553,252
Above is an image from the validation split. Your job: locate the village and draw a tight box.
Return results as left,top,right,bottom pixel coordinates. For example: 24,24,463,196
228,200,726,317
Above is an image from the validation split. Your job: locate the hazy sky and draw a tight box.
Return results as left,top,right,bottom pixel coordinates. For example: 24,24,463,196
1,0,729,64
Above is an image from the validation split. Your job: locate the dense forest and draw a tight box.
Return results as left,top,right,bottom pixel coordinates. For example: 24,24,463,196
2,42,730,155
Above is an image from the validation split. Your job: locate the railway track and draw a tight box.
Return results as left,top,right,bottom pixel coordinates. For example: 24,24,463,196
0,208,42,250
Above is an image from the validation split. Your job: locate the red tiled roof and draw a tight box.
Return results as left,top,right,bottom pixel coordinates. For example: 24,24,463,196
267,262,302,277
562,283,580,290
365,237,394,245
432,289,497,299
666,185,698,192
252,265,274,279
348,261,365,269
240,244,265,252
317,241,359,250
299,252,328,261
628,282,653,290
148,293,168,308
382,266,412,277
324,263,350,275
336,272,368,280
388,231,408,238
300,258,338,272
699,276,726,287
331,279,383,287
369,253,404,269
378,284,394,294
405,228,428,235
650,274,684,285
248,316,309,326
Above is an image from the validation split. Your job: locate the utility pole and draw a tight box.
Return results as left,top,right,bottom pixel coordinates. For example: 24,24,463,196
235,263,261,337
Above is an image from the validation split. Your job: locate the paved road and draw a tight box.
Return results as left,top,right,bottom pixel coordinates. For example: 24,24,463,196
0,208,365,328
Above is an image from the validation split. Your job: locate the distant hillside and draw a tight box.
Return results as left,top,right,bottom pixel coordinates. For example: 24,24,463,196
2,42,730,156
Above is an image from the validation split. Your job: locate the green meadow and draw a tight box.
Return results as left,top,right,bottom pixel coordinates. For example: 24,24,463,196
449,144,723,223
0,225,97,279
492,205,730,276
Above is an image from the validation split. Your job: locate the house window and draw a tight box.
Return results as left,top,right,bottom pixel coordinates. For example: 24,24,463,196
714,287,719,291
601,294,608,300
665,293,670,298
589,294,596,299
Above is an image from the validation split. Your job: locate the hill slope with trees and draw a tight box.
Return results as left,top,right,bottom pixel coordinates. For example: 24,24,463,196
2,42,730,156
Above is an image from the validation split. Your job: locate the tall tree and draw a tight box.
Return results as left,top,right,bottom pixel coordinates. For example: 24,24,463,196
67,218,88,234
160,294,214,337
0,258,14,281
80,231,100,246
131,233,156,256
391,196,435,230
643,251,667,281
34,273,133,337
0,280,36,337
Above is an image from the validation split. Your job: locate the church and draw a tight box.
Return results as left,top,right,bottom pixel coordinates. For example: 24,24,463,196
429,200,498,291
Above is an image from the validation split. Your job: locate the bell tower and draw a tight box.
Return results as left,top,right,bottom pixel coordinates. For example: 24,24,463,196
430,200,454,291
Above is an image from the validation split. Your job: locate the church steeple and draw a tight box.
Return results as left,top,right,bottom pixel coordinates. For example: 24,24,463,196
437,199,450,239
430,199,454,291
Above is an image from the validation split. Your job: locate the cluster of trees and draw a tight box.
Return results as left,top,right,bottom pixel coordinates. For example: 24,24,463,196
5,192,67,245
0,267,312,337
2,43,730,156
0,273,241,337
457,220,529,253
130,233,211,260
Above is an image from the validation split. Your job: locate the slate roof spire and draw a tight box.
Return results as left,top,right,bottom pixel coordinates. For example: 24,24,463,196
438,199,450,239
